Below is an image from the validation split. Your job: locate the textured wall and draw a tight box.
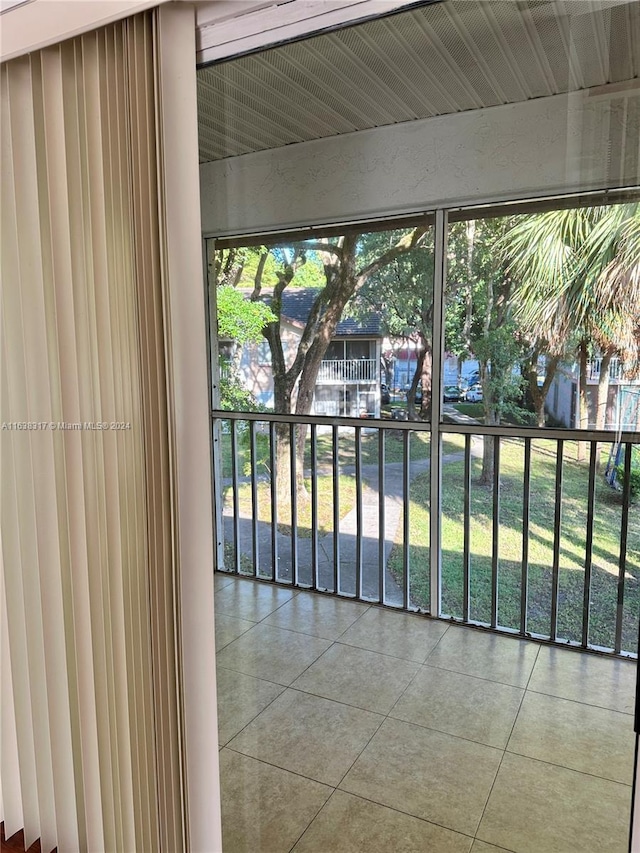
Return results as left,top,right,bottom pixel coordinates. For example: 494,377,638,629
200,90,640,236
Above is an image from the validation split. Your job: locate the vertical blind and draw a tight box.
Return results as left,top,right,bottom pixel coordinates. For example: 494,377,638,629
0,11,198,851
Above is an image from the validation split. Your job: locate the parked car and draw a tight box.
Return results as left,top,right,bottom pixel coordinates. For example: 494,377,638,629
465,383,483,402
380,383,390,404
443,385,462,402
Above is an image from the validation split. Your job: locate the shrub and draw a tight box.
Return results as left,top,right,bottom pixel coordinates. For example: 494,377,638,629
615,446,640,500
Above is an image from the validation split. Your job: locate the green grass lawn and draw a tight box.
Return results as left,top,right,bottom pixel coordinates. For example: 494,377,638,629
224,475,357,538
451,402,484,420
218,420,464,474
389,437,640,652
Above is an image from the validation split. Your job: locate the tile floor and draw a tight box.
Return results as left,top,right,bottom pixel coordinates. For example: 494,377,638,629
214,574,637,853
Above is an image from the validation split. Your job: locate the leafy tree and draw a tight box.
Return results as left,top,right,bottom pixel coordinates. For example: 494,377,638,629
218,374,261,413
216,285,277,342
503,203,640,443
214,283,277,410
447,217,525,482
349,230,434,419
243,228,430,493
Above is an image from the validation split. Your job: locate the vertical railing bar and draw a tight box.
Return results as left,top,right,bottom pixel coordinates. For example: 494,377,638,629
490,436,500,629
332,424,340,594
289,422,299,587
614,442,633,654
310,423,319,591
250,420,259,578
462,433,471,624
355,425,363,600
403,430,410,611
378,428,386,605
230,419,240,575
520,437,532,636
205,241,225,574
211,417,225,572
550,439,564,642
269,421,278,583
581,441,597,648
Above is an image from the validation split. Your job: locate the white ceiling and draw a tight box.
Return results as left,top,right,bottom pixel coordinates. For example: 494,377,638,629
197,0,640,163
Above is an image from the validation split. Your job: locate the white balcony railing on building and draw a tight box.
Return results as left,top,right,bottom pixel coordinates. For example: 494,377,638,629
587,357,625,382
317,358,378,383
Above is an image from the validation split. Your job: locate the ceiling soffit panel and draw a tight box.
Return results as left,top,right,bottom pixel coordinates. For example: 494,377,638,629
197,0,640,163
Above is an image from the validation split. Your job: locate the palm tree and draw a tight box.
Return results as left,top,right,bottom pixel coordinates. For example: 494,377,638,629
501,203,640,440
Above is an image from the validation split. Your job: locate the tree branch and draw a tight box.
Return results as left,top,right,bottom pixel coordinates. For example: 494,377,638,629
355,226,429,287
250,251,268,300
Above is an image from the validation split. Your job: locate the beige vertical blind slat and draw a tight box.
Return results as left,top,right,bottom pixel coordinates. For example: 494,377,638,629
40,41,104,853
0,65,40,848
95,25,140,853
3,55,57,853
19,48,81,853
128,12,186,852
110,22,159,853
0,555,24,840
66,35,119,853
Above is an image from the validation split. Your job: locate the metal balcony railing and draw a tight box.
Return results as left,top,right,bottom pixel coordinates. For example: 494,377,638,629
586,357,627,382
317,358,378,383
211,410,640,658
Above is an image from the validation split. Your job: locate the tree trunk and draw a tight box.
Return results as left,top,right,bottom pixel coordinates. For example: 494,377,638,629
270,352,296,501
407,344,428,420
420,345,433,419
481,410,499,486
526,354,559,428
479,360,495,485
275,422,292,506
292,272,359,490
595,349,613,431
463,220,475,352
594,347,614,470
577,340,589,461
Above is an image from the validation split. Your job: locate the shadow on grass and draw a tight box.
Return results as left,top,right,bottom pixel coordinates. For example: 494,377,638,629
390,443,639,653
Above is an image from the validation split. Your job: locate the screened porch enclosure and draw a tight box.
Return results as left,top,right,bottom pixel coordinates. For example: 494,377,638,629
198,2,640,851
206,197,640,658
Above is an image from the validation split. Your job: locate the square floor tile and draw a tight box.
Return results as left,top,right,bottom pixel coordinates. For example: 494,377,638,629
292,643,420,714
263,593,369,640
214,579,297,622
391,665,524,748
215,614,256,651
220,748,331,853
293,790,473,853
338,607,449,662
471,842,514,853
216,623,331,685
340,717,502,836
228,689,383,786
214,572,235,592
507,691,635,784
477,752,632,853
528,646,636,713
216,667,284,746
425,626,539,687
